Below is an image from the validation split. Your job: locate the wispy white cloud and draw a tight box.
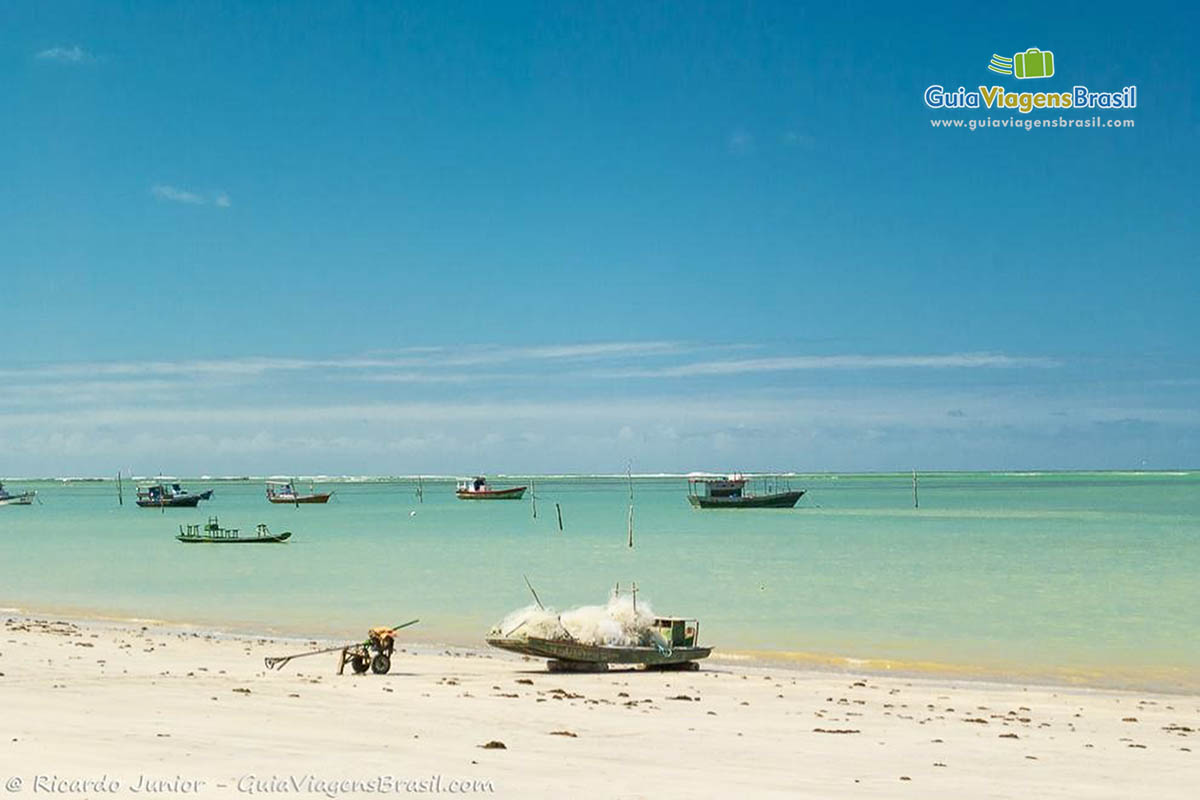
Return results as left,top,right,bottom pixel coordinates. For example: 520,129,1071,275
35,45,94,64
728,129,754,156
591,353,1061,378
0,342,685,383
151,184,230,208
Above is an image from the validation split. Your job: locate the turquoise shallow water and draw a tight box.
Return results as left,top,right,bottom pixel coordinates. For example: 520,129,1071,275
1,472,1197,690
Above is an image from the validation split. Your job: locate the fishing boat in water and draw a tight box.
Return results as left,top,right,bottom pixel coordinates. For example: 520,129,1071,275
686,473,805,509
266,480,333,504
177,517,291,544
137,480,214,508
0,481,37,506
455,476,527,500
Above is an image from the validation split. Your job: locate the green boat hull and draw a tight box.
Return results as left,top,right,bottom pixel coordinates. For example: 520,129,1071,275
176,531,291,543
487,636,711,666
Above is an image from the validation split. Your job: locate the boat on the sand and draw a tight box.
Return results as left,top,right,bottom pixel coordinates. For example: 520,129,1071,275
487,616,710,671
486,583,711,672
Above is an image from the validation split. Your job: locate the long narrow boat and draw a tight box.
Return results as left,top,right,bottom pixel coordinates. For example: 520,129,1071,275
177,517,291,544
137,480,214,508
686,474,804,509
266,480,333,504
455,476,527,500
0,481,36,506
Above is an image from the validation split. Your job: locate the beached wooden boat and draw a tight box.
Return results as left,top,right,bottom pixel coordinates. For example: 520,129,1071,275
0,482,36,506
176,517,291,544
455,476,527,500
487,616,711,671
687,474,804,509
266,480,332,504
137,481,214,508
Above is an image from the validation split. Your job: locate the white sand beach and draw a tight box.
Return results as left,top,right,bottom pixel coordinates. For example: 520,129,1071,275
0,615,1195,799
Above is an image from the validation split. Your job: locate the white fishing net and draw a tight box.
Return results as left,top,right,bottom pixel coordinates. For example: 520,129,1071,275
490,593,658,646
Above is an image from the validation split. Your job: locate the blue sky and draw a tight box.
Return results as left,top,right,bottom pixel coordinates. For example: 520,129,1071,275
1,2,1196,475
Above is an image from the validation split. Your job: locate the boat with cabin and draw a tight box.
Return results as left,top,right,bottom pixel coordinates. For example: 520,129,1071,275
177,517,291,544
486,583,711,672
0,481,37,506
501,618,711,671
686,473,804,508
455,476,527,500
266,479,333,504
136,480,214,508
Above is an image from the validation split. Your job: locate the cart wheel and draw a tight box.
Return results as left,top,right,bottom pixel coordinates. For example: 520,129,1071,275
350,655,370,674
371,654,391,675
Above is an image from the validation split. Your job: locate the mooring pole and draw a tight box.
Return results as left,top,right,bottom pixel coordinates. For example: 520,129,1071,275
627,463,634,548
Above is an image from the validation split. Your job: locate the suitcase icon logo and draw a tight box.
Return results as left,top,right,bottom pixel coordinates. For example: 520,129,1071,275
1013,48,1054,79
987,48,1055,79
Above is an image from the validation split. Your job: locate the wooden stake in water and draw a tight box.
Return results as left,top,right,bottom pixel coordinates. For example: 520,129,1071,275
416,475,424,504
116,471,123,506
912,468,919,509
555,503,563,532
627,463,635,548
531,478,537,519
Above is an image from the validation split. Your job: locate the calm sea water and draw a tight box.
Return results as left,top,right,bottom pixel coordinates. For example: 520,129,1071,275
1,473,1197,690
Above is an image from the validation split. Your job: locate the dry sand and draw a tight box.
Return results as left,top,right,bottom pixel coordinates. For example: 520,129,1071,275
1,615,1196,798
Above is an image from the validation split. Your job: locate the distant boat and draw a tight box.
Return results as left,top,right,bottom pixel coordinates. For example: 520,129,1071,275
455,476,527,500
0,481,36,506
177,517,291,544
266,480,333,504
686,473,804,509
136,481,214,508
